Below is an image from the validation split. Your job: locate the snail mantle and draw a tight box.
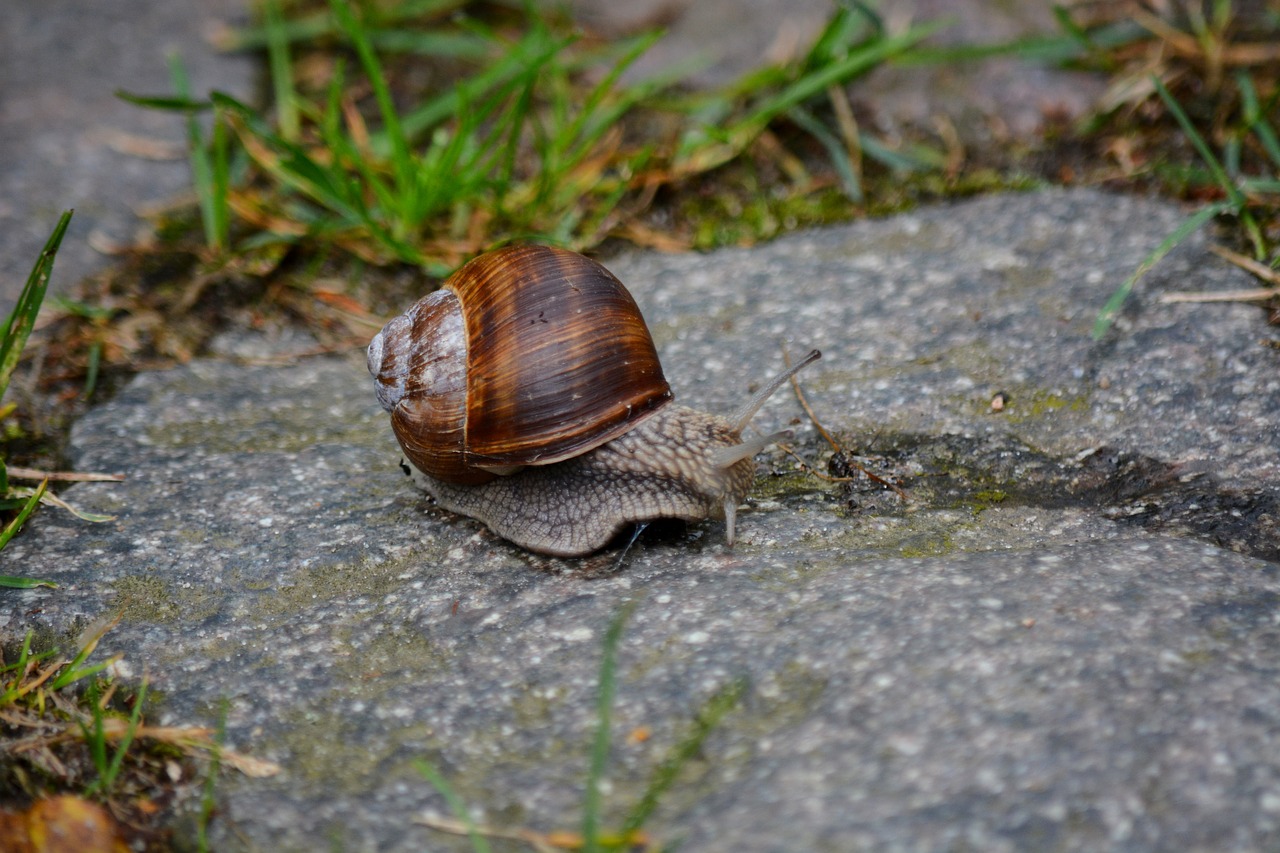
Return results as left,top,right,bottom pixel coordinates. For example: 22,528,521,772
367,244,818,557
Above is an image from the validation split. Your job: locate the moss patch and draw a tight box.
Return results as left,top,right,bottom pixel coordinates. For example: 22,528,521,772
787,431,1280,564
111,574,183,624
330,624,454,687
272,704,434,796
1000,388,1091,423
251,552,441,621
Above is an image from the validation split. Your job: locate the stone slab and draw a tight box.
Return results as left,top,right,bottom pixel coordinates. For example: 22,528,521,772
3,188,1279,851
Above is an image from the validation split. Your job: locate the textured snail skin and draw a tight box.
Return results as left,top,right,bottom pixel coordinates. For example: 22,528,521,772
404,405,755,557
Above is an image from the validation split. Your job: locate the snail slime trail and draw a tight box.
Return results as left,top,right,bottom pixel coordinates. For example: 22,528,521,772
368,245,820,557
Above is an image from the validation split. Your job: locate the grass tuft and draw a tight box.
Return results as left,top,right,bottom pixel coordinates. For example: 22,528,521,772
122,1,947,273
417,601,747,851
0,621,278,848
1093,68,1280,337
1,211,72,586
1014,2,1280,336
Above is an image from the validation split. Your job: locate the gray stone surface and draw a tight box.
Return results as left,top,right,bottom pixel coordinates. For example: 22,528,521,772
0,0,255,311
4,188,1279,851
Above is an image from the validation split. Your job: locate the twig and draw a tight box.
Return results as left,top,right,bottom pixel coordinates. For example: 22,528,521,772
225,339,372,367
1159,288,1277,303
782,349,839,453
1158,245,1280,304
1131,10,1280,67
415,814,573,853
780,349,907,499
5,467,125,483
774,441,852,482
827,84,862,189
1208,244,1280,285
932,113,964,178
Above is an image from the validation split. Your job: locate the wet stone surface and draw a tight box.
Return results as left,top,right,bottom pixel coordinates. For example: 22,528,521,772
3,188,1280,851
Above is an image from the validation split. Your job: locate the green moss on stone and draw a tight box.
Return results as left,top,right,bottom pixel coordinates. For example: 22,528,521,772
273,704,433,796
1001,388,1091,423
111,574,182,623
252,552,438,619
330,625,454,685
970,489,1010,512
898,531,956,558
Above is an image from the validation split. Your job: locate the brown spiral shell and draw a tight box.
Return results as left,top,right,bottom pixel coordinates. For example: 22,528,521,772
368,245,673,485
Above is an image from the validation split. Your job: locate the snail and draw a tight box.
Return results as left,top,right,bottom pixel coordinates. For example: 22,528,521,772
367,244,819,557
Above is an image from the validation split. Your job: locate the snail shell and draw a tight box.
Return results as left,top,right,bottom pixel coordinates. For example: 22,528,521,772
367,245,673,485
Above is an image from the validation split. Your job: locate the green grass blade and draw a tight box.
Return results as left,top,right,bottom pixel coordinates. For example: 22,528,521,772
0,574,58,589
48,657,117,692
0,635,51,705
329,0,415,225
312,59,422,246
49,619,118,692
79,683,110,783
900,13,1144,67
1093,201,1229,339
583,601,636,853
265,0,300,142
365,28,489,58
859,134,945,171
84,679,149,797
414,759,493,853
620,678,747,838
196,699,229,853
1223,132,1242,179
743,19,946,128
1,212,71,401
1249,124,1280,173
210,110,231,252
1242,178,1280,194
398,25,571,142
214,93,369,223
1237,72,1280,171
320,57,348,147
1052,2,1090,45
114,92,210,111
99,679,149,793
1153,76,1244,209
672,20,944,174
810,0,882,61
560,29,662,165
1240,211,1266,260
787,104,863,201
0,633,36,684
171,55,227,250
218,8,335,49
0,480,45,546
485,76,537,193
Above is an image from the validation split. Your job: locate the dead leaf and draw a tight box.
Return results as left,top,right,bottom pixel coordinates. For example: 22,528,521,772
0,796,129,853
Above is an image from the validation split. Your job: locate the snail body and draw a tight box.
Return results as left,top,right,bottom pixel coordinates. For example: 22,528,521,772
368,245,818,557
